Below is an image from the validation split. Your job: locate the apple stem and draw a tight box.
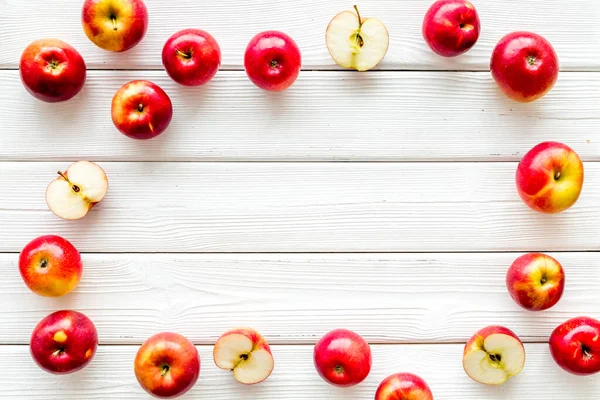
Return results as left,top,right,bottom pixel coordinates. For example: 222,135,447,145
57,171,69,182
353,5,363,26
111,15,118,31
161,365,170,376
176,49,192,59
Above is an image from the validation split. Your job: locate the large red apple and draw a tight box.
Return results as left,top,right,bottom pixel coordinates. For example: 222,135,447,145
30,310,98,374
135,332,200,398
82,0,148,52
516,142,584,213
506,253,565,311
491,31,559,102
313,329,371,387
19,235,82,297
550,317,600,375
244,31,301,91
111,80,173,140
19,39,86,103
162,29,221,86
422,0,480,57
375,372,434,400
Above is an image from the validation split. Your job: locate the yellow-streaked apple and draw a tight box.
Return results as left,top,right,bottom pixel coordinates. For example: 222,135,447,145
375,372,434,400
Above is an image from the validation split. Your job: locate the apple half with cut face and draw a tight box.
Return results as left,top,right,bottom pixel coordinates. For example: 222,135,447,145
46,161,108,220
326,5,389,71
213,328,274,385
463,326,525,385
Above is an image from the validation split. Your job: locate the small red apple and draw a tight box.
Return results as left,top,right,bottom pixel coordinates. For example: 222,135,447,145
162,29,221,86
516,142,584,213
82,0,148,52
19,235,82,297
423,0,480,57
491,31,559,102
375,372,434,400
313,329,371,387
550,317,600,375
506,253,565,311
244,31,301,91
19,39,86,103
111,80,173,140
30,310,98,374
134,332,200,398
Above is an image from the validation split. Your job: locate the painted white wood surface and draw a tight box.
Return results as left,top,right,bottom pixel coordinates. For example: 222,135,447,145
1,0,599,70
1,70,598,162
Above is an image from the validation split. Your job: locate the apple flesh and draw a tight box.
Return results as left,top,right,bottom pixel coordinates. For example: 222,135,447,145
491,31,559,102
135,332,200,398
82,0,148,52
19,39,86,103
422,0,480,57
506,253,565,311
213,328,274,384
326,5,389,71
46,161,109,220
313,328,371,387
463,326,525,385
375,372,434,400
162,29,221,86
550,317,600,375
244,31,301,91
111,80,173,140
516,141,584,214
19,235,82,297
30,310,98,374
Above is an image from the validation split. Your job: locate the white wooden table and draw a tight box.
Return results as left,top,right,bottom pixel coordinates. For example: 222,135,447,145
1,0,599,398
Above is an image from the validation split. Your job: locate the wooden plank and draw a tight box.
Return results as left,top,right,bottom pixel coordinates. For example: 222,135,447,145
0,70,598,162
1,253,599,345
1,162,598,253
1,0,598,71
1,344,598,399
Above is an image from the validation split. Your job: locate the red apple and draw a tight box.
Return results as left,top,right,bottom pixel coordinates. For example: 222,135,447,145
375,372,434,400
491,31,559,102
30,310,98,374
516,142,584,213
313,329,371,387
244,31,301,91
19,39,86,103
550,317,600,375
506,253,565,311
82,0,148,52
19,235,82,297
422,0,480,57
111,80,173,140
463,326,525,385
135,332,200,398
162,29,221,87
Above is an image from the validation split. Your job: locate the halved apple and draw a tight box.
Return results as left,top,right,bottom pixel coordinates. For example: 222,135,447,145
326,5,389,71
213,328,274,385
45,161,108,220
463,326,525,385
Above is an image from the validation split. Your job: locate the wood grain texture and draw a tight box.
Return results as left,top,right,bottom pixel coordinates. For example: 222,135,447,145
1,253,599,345
1,70,599,162
2,344,599,399
1,0,599,71
0,162,598,253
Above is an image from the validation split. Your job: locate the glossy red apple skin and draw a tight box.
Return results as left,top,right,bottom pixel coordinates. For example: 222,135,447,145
491,32,559,102
516,142,584,213
82,0,148,52
244,31,301,91
111,80,173,140
162,29,221,87
549,317,600,375
19,235,82,297
313,329,371,387
19,39,86,103
134,332,200,398
422,0,480,57
375,372,434,400
30,310,98,374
